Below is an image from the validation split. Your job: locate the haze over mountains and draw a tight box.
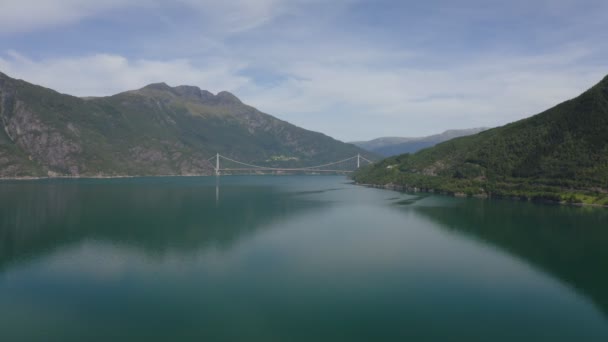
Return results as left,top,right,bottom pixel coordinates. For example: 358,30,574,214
354,74,608,205
352,128,488,156
0,72,372,178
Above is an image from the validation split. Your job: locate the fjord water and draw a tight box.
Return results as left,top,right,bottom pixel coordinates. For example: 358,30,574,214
1,176,607,341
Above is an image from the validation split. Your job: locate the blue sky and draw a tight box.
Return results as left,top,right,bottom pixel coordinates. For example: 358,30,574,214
1,0,606,141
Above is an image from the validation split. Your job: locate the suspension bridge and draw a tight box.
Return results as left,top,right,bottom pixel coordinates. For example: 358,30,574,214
207,153,374,175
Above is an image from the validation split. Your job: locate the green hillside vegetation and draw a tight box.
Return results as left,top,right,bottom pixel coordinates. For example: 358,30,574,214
354,74,608,206
0,72,373,177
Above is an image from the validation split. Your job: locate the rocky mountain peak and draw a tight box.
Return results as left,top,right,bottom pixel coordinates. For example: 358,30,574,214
141,82,172,91
173,85,215,102
136,82,241,105
216,91,242,104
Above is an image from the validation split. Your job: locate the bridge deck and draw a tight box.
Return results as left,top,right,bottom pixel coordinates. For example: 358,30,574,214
212,153,374,175
219,168,353,173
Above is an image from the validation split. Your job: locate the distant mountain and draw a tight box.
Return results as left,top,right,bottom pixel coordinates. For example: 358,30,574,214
0,72,373,178
354,74,608,206
352,128,488,156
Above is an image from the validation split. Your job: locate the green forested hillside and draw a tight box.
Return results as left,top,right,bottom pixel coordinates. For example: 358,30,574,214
0,72,372,177
354,74,608,205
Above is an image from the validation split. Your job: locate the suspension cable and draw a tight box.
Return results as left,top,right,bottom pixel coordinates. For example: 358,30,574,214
359,156,375,164
218,154,359,171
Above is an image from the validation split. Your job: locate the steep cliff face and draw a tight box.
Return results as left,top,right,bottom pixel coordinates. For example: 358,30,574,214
7,100,82,175
0,72,371,178
0,74,97,176
0,76,45,177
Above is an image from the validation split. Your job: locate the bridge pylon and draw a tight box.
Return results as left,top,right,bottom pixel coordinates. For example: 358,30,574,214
216,153,220,176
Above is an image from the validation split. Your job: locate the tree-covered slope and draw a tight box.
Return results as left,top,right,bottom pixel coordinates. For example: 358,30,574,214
0,72,373,177
354,74,608,205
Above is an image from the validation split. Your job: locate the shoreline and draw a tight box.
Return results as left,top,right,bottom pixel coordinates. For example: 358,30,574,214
0,173,347,181
0,174,213,181
355,182,608,209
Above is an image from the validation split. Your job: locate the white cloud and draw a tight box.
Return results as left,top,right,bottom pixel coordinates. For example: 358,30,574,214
237,47,605,140
0,0,143,33
0,0,291,34
0,51,250,96
178,0,284,33
1,47,604,141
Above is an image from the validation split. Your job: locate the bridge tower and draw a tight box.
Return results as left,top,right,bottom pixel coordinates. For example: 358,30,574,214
216,153,220,176
357,153,360,169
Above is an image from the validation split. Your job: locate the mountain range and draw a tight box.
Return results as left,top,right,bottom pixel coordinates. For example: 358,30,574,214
0,72,372,178
351,128,488,156
353,74,608,206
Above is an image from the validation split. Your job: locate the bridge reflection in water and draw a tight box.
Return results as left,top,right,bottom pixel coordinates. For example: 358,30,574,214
211,153,375,205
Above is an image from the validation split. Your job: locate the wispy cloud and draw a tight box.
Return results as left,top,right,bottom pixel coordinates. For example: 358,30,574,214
0,0,606,140
236,47,604,140
0,0,290,34
0,0,140,33
178,0,284,33
0,51,249,96
2,47,603,141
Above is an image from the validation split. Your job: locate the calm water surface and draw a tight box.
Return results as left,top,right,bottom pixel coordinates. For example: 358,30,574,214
1,175,607,341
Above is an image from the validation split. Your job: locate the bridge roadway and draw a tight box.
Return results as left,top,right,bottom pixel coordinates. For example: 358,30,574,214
219,168,354,173
211,153,374,175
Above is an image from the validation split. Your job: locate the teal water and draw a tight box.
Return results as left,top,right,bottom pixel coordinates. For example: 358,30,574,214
1,175,607,341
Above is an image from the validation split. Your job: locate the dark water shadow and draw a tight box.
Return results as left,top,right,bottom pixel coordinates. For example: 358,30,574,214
408,197,608,316
394,195,427,206
0,177,326,273
288,188,344,196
